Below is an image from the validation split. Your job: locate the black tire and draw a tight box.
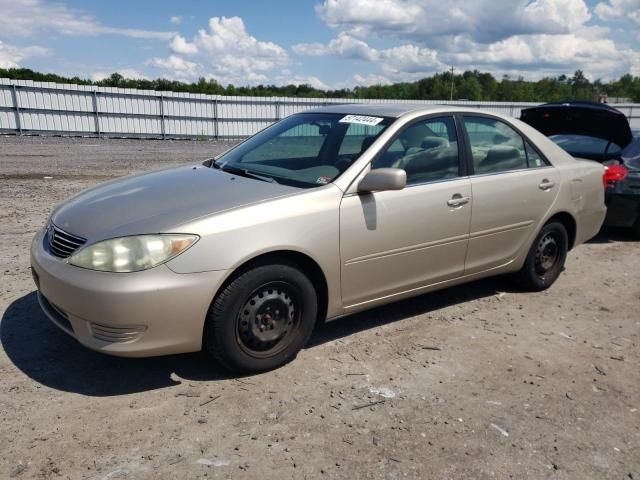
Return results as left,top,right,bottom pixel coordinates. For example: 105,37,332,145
203,263,317,373
516,222,568,291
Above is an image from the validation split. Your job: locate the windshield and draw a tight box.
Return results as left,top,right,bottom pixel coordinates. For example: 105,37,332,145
550,134,621,162
215,113,393,188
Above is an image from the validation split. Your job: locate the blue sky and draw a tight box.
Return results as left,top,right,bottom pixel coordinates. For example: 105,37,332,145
0,0,638,89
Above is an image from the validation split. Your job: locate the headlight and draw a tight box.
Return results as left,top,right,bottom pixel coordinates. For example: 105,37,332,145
69,234,198,272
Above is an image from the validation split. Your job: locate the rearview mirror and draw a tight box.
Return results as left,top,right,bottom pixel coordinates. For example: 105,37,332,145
358,168,407,193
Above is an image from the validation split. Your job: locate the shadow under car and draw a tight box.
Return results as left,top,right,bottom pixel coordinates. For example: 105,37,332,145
1,277,512,396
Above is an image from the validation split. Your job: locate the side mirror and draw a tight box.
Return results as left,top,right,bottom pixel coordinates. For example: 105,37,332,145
358,168,407,193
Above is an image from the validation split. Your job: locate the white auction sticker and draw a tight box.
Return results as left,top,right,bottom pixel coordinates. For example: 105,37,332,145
339,114,384,126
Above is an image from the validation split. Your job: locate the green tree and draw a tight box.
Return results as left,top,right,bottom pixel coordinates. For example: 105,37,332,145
2,66,639,102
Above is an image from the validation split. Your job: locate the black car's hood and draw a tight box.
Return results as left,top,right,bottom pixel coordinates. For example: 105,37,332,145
520,102,633,148
51,165,299,240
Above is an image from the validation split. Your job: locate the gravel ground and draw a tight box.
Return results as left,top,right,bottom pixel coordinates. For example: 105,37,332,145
1,135,639,480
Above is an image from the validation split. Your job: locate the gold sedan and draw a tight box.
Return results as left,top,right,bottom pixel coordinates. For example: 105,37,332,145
31,104,606,372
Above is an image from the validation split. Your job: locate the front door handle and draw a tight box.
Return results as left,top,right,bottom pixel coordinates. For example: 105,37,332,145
539,179,555,191
447,194,470,207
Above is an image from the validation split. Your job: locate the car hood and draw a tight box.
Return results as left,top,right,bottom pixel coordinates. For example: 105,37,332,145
51,165,300,240
520,102,633,148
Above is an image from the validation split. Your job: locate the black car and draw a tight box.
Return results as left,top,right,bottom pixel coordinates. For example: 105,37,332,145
521,101,640,238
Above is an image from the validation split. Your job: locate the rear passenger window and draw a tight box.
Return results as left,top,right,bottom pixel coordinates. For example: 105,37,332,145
524,141,547,168
372,116,459,185
463,117,528,174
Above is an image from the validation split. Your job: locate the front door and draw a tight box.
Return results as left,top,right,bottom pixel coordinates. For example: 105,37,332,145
339,115,472,308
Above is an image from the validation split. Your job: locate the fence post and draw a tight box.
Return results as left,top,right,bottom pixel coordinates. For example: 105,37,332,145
92,91,100,137
159,94,166,140
275,99,281,121
11,85,22,134
213,98,219,140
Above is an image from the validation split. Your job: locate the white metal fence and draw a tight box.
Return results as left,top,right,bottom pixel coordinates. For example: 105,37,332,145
1,78,638,139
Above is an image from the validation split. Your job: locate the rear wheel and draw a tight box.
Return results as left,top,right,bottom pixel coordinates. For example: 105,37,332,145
516,222,568,291
204,263,317,373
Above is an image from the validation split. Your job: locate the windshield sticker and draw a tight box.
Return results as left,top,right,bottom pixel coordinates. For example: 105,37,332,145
339,115,384,126
316,176,332,185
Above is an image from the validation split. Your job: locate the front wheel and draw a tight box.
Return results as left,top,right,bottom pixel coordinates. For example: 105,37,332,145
203,263,317,373
516,222,568,291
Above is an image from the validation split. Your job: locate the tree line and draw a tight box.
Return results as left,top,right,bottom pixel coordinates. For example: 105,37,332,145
2,67,639,102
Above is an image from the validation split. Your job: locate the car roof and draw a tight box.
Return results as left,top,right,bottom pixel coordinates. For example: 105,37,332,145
305,103,468,118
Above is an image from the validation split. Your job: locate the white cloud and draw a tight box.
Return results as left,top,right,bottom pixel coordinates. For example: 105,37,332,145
90,69,148,81
317,0,423,32
0,0,175,39
315,0,591,43
150,16,290,85
326,32,377,60
292,42,330,56
631,51,640,75
352,73,392,86
448,29,631,79
595,0,640,25
170,35,198,55
146,55,200,79
170,15,183,25
378,44,441,73
281,75,331,90
196,17,289,71
294,32,376,60
0,40,48,68
309,0,637,81
294,33,443,77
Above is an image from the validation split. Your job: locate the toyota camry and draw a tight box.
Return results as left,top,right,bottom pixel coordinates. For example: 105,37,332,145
31,104,607,372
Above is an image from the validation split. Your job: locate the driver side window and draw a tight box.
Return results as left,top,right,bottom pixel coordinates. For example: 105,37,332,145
372,116,460,185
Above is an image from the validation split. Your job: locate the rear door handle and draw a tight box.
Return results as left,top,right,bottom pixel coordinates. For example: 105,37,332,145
539,179,555,191
447,194,470,207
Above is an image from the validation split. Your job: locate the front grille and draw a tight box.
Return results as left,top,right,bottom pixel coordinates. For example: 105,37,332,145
90,323,147,343
47,223,87,258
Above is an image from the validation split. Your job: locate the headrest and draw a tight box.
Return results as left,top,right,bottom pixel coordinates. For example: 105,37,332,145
482,145,520,165
421,136,449,149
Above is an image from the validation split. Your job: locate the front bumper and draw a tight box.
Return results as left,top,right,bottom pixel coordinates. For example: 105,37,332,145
30,228,228,357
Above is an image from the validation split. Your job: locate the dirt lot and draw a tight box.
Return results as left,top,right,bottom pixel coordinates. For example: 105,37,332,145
1,135,639,479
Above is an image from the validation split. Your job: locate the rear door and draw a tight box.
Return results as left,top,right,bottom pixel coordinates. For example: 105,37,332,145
461,115,560,274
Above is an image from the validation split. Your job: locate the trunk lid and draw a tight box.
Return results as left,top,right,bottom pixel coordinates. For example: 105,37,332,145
520,101,633,148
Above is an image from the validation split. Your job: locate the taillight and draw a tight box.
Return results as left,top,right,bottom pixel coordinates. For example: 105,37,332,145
603,164,628,188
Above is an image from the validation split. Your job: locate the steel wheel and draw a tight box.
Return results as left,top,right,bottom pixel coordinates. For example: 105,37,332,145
534,233,559,276
516,221,568,291
236,281,301,358
204,263,317,372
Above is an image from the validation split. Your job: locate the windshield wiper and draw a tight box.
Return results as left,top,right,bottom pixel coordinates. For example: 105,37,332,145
218,164,278,184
